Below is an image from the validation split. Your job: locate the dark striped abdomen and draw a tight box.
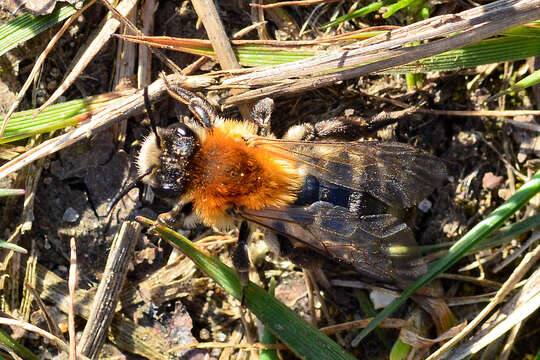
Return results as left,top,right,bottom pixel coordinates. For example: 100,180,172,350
294,175,403,218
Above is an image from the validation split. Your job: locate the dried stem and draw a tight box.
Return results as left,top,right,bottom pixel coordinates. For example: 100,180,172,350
78,222,140,359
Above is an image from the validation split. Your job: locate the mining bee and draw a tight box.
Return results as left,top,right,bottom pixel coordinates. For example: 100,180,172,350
110,83,446,288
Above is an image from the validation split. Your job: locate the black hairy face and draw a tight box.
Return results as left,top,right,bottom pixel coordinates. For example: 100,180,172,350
147,123,199,199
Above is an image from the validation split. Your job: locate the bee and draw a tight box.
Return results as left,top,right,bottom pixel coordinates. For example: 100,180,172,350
110,84,446,288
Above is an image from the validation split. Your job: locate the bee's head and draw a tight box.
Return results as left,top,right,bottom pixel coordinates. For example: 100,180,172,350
105,86,201,216
137,123,199,199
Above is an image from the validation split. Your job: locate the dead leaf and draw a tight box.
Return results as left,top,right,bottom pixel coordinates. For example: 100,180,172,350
400,322,467,348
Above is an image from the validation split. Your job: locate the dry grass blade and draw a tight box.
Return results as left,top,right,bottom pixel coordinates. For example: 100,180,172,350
400,322,467,348
68,237,77,360
19,242,37,320
78,222,140,359
112,5,137,146
0,317,70,355
34,263,169,359
35,0,138,116
191,0,254,119
426,244,540,360
118,255,197,308
493,229,540,273
0,74,215,180
98,0,181,74
138,0,156,87
223,0,540,104
448,267,540,360
0,76,163,180
0,0,97,141
250,0,339,8
171,342,287,351
319,318,410,334
23,283,64,340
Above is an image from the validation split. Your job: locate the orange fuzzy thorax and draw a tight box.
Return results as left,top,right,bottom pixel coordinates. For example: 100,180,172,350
185,119,303,228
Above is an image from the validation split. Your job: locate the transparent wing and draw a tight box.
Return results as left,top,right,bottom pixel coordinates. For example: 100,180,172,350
239,202,427,284
249,138,446,209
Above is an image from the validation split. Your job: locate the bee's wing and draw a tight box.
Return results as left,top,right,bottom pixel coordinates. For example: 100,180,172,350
250,138,446,209
239,202,427,284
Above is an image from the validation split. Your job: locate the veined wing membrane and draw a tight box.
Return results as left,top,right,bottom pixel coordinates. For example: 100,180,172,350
250,138,446,209
239,202,427,284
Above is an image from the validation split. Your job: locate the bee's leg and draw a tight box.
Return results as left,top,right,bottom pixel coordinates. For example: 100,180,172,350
251,98,274,136
232,221,251,287
231,221,257,341
276,235,331,290
283,118,368,141
276,235,332,325
157,203,183,229
162,76,216,128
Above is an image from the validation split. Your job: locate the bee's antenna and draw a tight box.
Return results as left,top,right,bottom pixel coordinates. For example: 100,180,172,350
106,166,154,216
143,86,161,150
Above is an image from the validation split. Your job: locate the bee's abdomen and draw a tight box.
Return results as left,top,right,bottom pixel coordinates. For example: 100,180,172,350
295,175,400,217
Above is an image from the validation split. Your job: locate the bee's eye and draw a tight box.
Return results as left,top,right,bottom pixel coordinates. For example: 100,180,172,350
171,123,194,138
152,182,180,198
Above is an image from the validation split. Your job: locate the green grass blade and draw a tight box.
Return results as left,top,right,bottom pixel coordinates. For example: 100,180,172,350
136,217,355,360
0,93,122,144
0,4,78,57
319,1,387,30
383,0,419,18
470,213,540,253
420,213,540,254
487,68,540,103
0,328,40,360
352,170,540,346
260,278,279,360
387,35,540,73
389,339,412,360
163,31,540,71
0,188,25,196
354,290,391,348
0,240,27,253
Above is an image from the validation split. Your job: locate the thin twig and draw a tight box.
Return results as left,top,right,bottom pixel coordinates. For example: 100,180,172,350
99,0,181,75
24,283,65,340
190,0,254,119
493,229,540,273
426,244,540,360
35,0,139,117
250,0,339,8
170,341,287,352
138,0,156,87
68,237,77,360
0,318,70,355
319,318,410,334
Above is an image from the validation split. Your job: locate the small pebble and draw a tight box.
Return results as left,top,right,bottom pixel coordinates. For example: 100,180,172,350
62,207,79,223
418,198,432,212
370,289,397,310
482,172,504,190
199,328,210,340
456,131,477,146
